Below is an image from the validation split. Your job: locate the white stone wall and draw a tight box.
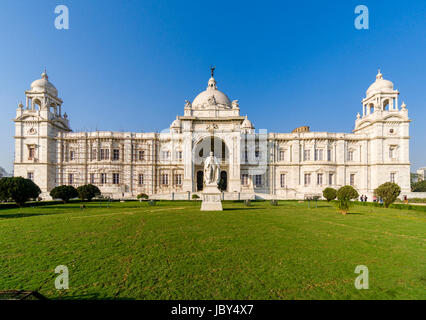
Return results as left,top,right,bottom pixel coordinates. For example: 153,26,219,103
13,71,412,200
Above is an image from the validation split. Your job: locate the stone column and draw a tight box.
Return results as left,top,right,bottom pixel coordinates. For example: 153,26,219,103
182,131,193,192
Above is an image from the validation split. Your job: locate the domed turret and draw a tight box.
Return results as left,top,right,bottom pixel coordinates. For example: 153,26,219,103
170,116,182,133
30,70,58,97
366,69,394,98
241,115,254,129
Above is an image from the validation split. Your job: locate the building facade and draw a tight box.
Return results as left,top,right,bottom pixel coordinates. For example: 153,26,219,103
13,69,411,200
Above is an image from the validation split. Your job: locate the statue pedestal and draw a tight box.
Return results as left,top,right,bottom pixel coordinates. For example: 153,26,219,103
200,185,223,211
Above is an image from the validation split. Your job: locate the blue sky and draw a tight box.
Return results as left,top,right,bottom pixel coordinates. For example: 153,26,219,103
0,0,425,173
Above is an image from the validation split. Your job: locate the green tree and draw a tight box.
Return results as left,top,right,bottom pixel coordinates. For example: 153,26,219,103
50,185,78,203
410,172,420,188
192,194,200,200
0,177,41,206
77,184,101,201
137,193,149,200
374,182,401,208
336,185,359,214
322,187,337,202
411,180,426,192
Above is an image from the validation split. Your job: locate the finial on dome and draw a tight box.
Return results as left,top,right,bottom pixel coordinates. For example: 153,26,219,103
356,112,361,119
42,67,48,80
210,65,215,78
18,101,24,108
376,68,383,80
401,101,407,109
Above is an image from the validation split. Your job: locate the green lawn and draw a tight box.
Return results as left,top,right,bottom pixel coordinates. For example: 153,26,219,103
0,200,425,300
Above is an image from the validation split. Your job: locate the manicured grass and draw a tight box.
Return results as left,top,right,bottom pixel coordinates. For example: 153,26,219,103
0,200,425,299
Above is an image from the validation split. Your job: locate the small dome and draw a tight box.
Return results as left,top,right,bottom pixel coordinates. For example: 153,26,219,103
170,117,181,128
192,77,232,108
30,71,58,96
241,116,254,129
366,70,394,97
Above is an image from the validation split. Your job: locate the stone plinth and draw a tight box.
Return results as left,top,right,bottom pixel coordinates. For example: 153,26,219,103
200,185,223,211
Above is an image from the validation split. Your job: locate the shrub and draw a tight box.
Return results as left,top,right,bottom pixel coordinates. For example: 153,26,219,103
192,194,200,200
244,199,251,206
137,193,149,200
0,177,41,207
336,185,359,214
374,182,401,208
148,200,156,206
50,185,78,203
411,180,426,192
77,184,101,201
322,187,337,202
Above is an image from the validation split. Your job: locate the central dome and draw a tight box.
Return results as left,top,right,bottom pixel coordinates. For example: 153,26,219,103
192,77,232,108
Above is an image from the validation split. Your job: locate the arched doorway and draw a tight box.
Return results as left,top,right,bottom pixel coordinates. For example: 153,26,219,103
197,171,204,191
193,135,230,192
219,171,227,191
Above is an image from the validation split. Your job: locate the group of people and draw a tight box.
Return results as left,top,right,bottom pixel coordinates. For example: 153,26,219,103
359,195,369,202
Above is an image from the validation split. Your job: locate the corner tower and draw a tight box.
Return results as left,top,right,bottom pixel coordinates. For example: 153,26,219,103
14,70,71,197
354,70,411,194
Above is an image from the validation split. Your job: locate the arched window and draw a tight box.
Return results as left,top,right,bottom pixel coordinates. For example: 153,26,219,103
369,103,374,114
33,99,42,111
383,99,390,111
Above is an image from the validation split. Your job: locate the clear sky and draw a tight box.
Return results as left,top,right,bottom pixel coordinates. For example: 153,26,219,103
0,0,425,173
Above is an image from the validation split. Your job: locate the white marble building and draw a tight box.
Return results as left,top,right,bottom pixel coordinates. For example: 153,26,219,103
13,69,411,200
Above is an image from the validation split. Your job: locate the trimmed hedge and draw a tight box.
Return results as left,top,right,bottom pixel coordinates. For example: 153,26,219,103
355,201,426,212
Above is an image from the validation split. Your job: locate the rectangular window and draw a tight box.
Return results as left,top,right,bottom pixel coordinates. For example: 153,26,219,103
303,149,311,161
69,173,74,185
389,147,397,159
241,174,248,186
304,173,311,186
100,149,109,160
113,173,120,185
329,173,333,185
280,174,286,188
27,172,34,181
113,149,120,161
100,173,107,184
138,150,145,161
255,175,262,187
255,150,260,159
244,151,248,162
176,151,182,160
315,149,323,161
317,173,323,185
90,173,95,184
161,174,169,185
279,150,285,161
70,150,75,161
28,147,35,160
161,151,170,160
350,174,355,186
92,149,97,161
390,173,395,183
138,174,144,185
327,149,332,161
348,150,354,162
175,174,182,185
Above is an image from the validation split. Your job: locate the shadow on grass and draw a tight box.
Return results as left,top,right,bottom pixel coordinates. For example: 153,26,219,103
223,207,261,211
53,293,136,300
0,211,72,219
0,213,48,219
